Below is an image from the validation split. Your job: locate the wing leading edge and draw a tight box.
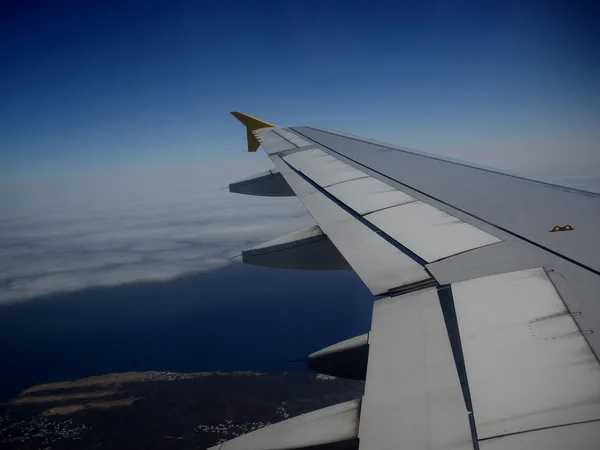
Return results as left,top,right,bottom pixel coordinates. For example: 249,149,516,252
209,112,600,450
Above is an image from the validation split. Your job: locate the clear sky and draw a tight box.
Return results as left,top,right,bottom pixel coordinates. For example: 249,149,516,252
1,0,598,179
0,1,599,396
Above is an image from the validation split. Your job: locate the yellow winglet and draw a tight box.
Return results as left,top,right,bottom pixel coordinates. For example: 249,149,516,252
231,111,276,152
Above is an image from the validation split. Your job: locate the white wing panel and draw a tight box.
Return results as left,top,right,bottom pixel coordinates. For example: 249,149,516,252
283,149,339,174
479,420,600,450
452,268,600,440
272,157,429,295
326,176,416,215
284,149,367,187
255,129,297,154
320,211,429,294
365,201,501,263
359,288,473,450
283,147,330,164
307,162,367,187
274,128,314,148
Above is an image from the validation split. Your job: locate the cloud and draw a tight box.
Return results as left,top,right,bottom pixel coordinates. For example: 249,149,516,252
2,143,599,305
0,162,313,304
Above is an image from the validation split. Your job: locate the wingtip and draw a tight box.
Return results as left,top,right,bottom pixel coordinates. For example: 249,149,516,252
230,111,275,152
230,111,276,130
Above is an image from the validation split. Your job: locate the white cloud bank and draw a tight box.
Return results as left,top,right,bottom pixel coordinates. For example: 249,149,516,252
1,143,599,305
0,161,313,304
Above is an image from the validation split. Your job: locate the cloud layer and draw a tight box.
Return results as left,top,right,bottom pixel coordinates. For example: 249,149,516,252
0,162,313,304
2,148,599,305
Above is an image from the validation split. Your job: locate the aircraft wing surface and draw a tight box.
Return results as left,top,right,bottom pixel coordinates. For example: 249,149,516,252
210,112,600,450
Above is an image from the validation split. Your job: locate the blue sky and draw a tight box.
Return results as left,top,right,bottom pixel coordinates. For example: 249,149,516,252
1,0,598,179
0,0,599,395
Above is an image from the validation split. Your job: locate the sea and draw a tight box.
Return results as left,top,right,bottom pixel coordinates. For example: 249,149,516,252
0,262,372,401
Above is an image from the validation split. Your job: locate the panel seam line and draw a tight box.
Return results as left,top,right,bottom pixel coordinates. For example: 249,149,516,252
478,417,600,442
280,158,429,266
382,278,438,297
322,175,371,188
362,199,419,217
270,129,298,148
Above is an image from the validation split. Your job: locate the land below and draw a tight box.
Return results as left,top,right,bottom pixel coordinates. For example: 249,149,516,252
0,371,363,449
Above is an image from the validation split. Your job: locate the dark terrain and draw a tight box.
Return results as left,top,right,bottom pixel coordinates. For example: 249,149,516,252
0,371,364,449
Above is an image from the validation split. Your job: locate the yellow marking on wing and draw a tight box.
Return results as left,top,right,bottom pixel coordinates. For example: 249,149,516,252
231,111,276,152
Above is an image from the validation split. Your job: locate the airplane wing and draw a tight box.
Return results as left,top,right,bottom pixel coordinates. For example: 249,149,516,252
210,112,600,450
